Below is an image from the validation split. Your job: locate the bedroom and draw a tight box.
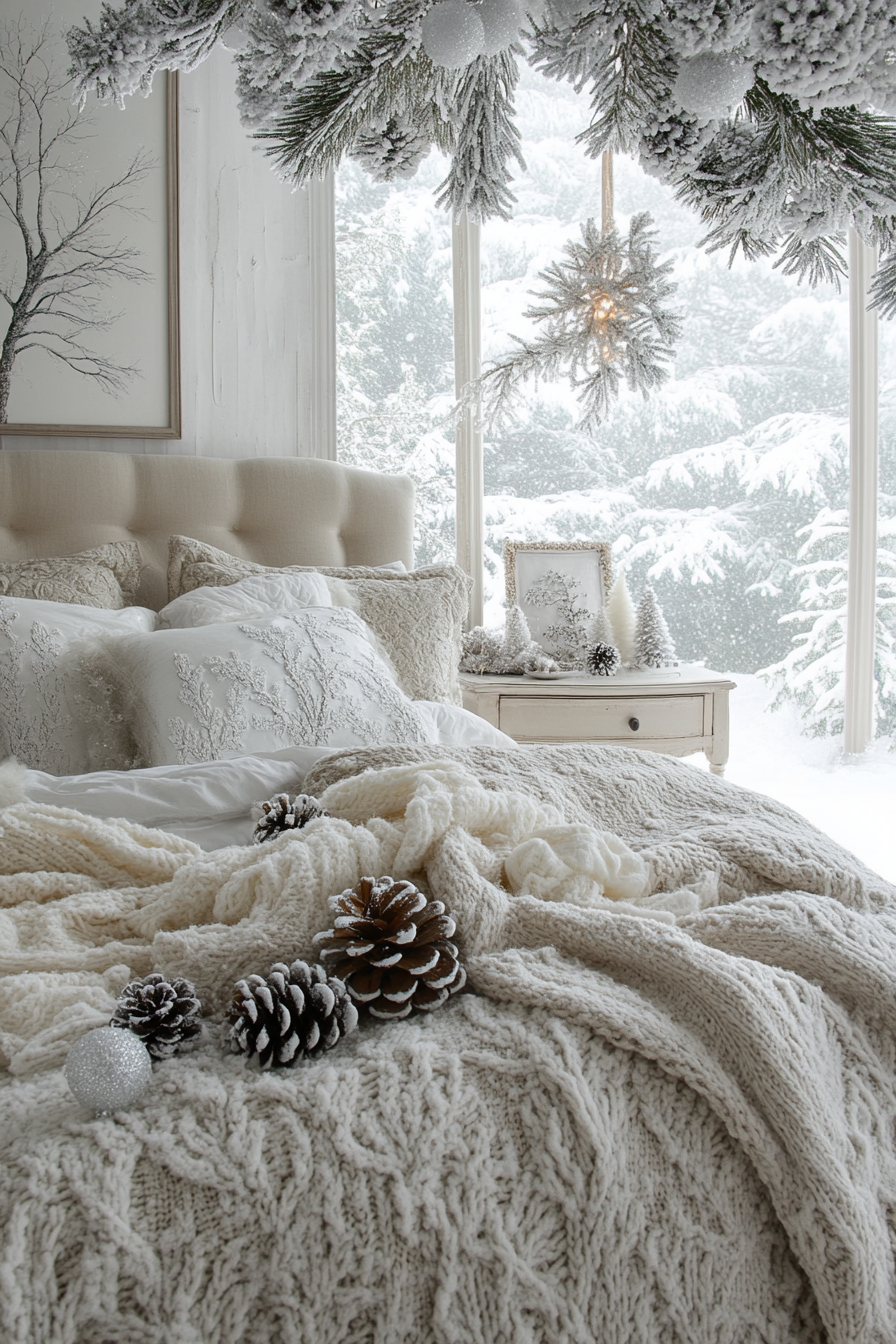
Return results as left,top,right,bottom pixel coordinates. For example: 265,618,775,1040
1,3,895,1342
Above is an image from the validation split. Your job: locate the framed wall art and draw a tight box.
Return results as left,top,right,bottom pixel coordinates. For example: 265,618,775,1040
504,540,614,663
0,0,180,438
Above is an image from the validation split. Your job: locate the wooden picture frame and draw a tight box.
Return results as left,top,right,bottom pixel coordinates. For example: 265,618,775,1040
0,4,180,438
504,539,614,662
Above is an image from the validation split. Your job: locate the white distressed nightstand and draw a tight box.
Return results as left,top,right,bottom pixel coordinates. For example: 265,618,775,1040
460,665,736,775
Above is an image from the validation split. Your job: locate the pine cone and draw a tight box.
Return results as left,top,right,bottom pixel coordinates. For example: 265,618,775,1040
252,793,329,844
228,960,358,1068
586,641,621,677
110,973,202,1059
314,876,466,1020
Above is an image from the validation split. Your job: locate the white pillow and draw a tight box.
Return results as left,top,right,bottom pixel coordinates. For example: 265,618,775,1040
115,607,429,766
0,597,158,775
23,746,335,851
414,701,519,748
159,570,332,629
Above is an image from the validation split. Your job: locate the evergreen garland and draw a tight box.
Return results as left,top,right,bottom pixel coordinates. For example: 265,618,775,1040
67,0,896,310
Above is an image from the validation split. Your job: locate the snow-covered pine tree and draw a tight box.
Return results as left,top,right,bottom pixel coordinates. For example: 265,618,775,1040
607,573,637,665
759,508,896,738
633,584,677,668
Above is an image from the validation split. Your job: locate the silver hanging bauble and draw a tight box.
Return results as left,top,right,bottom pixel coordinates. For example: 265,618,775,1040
64,1026,153,1116
421,1,485,69
674,52,754,120
218,20,253,53
476,0,522,55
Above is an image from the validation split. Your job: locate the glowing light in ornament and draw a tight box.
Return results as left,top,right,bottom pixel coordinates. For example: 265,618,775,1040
421,1,485,69
674,52,754,120
475,0,522,56
65,1026,153,1116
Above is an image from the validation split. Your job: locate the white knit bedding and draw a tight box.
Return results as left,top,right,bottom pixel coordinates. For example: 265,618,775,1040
1,742,895,1344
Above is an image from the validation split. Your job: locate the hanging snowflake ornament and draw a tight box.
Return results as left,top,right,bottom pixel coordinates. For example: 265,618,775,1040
471,215,682,431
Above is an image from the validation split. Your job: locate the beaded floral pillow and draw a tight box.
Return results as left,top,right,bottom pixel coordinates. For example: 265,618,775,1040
166,536,471,706
0,542,142,610
0,597,158,774
112,607,429,767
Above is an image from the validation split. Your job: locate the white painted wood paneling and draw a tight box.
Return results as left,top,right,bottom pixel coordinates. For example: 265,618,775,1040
1,48,318,458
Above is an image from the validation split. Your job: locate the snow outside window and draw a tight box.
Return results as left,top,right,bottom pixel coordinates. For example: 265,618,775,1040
335,157,456,566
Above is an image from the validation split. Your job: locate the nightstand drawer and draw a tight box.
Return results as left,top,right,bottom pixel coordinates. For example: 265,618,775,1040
499,694,706,742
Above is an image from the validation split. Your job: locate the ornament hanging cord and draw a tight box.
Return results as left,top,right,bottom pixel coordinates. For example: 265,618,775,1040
601,151,613,234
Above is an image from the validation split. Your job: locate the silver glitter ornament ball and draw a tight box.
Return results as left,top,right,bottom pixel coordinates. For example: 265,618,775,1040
64,1026,153,1115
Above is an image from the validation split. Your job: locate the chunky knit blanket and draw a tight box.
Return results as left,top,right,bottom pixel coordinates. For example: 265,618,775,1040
1,743,895,1344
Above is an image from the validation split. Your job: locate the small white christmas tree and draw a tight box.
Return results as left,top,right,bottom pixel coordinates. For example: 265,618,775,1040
589,606,616,648
633,584,676,668
503,604,535,665
459,605,556,675
607,573,637,665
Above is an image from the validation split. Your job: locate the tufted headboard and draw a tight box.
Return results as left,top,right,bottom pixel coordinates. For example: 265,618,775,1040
0,451,415,610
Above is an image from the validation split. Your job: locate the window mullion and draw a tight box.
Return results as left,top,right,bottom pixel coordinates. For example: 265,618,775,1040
452,212,484,627
844,227,879,753
309,169,337,461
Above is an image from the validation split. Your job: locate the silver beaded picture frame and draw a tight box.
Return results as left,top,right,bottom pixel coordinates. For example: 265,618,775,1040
504,540,614,661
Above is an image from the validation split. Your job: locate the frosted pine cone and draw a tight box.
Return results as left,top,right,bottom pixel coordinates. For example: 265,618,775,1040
110,973,202,1059
228,960,358,1068
252,792,329,844
314,876,466,1020
585,641,621,677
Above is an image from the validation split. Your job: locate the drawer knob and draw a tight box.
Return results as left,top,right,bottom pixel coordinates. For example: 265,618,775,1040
628,717,640,732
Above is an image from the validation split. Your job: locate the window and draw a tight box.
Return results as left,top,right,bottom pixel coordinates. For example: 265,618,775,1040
332,74,895,878
335,156,456,567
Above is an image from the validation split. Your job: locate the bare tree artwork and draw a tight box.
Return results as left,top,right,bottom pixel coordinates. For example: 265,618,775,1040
0,24,151,426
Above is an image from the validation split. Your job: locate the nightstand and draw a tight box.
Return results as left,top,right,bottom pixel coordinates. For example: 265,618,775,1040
460,665,736,775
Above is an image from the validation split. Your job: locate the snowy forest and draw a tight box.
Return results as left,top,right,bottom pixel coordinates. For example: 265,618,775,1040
336,68,896,742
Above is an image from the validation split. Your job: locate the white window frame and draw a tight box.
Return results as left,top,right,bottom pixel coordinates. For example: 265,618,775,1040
322,180,881,749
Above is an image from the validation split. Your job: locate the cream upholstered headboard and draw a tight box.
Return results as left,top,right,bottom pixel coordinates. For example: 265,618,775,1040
0,451,415,610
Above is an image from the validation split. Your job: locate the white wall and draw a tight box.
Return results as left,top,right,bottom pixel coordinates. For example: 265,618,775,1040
1,47,322,458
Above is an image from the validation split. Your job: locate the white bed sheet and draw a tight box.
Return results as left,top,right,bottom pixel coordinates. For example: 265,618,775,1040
22,703,517,849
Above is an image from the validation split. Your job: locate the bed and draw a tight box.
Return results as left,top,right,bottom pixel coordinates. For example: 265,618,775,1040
1,450,895,1344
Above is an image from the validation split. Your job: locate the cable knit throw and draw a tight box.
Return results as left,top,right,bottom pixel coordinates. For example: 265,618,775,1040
1,743,895,1344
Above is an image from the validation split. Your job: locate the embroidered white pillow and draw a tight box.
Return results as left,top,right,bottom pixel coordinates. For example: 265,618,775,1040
115,608,428,766
158,571,333,629
0,597,158,774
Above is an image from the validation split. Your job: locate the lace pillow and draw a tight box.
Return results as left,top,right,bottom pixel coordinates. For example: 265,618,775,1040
0,542,142,609
158,570,332,628
166,536,471,705
113,607,429,767
0,597,158,774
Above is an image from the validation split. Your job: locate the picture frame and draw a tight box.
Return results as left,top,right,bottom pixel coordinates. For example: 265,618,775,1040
504,540,614,663
0,2,180,438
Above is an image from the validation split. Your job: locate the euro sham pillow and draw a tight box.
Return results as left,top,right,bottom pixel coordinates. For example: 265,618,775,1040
158,570,332,629
112,607,429,767
166,536,471,705
0,597,158,774
0,541,142,609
